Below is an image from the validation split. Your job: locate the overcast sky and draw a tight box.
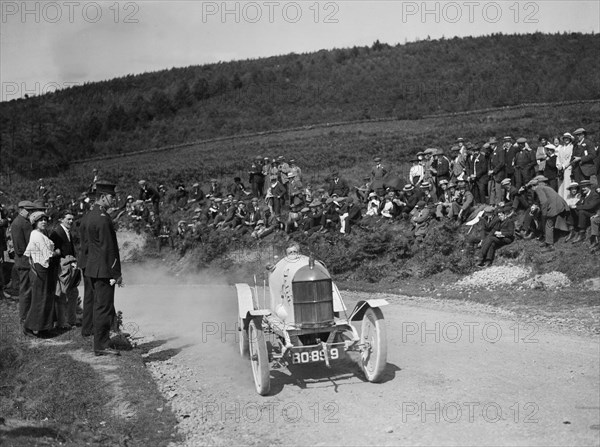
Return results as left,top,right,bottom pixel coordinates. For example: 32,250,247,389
1,1,599,101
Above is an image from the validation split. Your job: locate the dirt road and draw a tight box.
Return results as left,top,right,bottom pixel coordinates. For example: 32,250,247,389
115,282,600,446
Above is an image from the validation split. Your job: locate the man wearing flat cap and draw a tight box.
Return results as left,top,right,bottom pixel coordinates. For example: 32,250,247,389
370,156,388,196
11,200,35,324
431,149,451,198
85,180,122,356
571,128,597,183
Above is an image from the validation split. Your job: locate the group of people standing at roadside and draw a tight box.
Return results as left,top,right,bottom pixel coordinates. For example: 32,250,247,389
6,180,124,357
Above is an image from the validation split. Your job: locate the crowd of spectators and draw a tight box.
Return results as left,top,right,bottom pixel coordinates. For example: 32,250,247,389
1,127,599,295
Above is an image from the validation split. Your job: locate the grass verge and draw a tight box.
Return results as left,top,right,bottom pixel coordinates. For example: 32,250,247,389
0,299,181,447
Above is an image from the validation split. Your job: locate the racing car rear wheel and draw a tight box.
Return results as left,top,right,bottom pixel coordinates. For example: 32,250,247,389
239,318,249,358
360,307,387,383
249,317,270,396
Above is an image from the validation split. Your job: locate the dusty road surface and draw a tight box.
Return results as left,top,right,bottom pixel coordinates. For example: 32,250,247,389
115,281,600,446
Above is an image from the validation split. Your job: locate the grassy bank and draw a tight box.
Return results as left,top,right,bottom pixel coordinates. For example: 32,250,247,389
0,299,180,447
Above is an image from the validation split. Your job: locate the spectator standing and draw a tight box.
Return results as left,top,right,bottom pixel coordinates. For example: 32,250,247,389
571,128,597,183
535,136,548,174
530,175,570,250
487,137,506,205
85,180,123,356
138,180,160,217
50,210,79,328
471,144,489,204
513,138,536,189
370,157,388,196
11,201,35,326
503,136,517,184
556,133,575,200
542,144,559,191
23,211,57,336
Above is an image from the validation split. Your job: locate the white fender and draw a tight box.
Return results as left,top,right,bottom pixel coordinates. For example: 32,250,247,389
349,299,389,321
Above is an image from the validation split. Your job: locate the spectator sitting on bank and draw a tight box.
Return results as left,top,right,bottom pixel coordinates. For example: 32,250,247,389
464,205,498,256
477,205,515,267
409,158,424,186
570,180,600,244
453,178,474,222
189,183,205,205
365,192,380,217
174,184,188,209
410,200,432,242
436,180,454,219
355,176,372,204
251,219,274,240
328,170,350,197
340,197,362,234
228,177,251,201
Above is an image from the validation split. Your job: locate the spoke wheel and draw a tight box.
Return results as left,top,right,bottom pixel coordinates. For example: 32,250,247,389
359,307,387,383
248,317,270,396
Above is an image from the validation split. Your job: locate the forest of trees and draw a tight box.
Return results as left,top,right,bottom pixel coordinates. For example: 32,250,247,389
1,32,599,178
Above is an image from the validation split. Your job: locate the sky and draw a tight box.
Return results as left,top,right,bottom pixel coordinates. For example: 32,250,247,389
1,0,599,101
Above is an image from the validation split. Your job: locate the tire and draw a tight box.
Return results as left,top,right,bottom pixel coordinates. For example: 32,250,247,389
360,307,387,383
248,317,270,396
239,318,249,358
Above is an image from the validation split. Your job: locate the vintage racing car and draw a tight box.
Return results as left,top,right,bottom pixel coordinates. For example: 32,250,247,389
236,248,388,395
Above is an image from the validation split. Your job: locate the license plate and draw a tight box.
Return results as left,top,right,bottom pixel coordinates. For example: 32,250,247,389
291,347,341,364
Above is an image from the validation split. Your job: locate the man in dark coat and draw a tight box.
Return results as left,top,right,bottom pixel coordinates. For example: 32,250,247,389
513,138,536,189
11,200,35,325
471,145,489,204
138,179,160,217
571,180,600,244
488,137,506,205
85,180,122,356
328,170,350,197
531,176,570,249
571,128,597,183
50,210,78,327
78,196,94,337
478,206,515,267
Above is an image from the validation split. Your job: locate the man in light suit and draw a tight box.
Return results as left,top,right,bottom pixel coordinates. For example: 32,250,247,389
85,180,122,356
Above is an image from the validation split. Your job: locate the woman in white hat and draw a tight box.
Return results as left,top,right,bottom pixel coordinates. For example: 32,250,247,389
556,132,574,200
23,211,59,336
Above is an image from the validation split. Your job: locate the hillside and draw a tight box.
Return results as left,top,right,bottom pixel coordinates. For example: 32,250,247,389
1,32,599,179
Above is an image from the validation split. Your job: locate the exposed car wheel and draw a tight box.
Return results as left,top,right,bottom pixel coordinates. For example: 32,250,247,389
360,307,387,383
249,317,270,395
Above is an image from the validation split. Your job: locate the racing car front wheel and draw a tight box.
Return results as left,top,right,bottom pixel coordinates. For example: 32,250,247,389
360,307,387,383
248,317,271,395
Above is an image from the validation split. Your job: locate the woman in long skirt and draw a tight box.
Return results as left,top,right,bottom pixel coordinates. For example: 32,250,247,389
23,211,58,336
